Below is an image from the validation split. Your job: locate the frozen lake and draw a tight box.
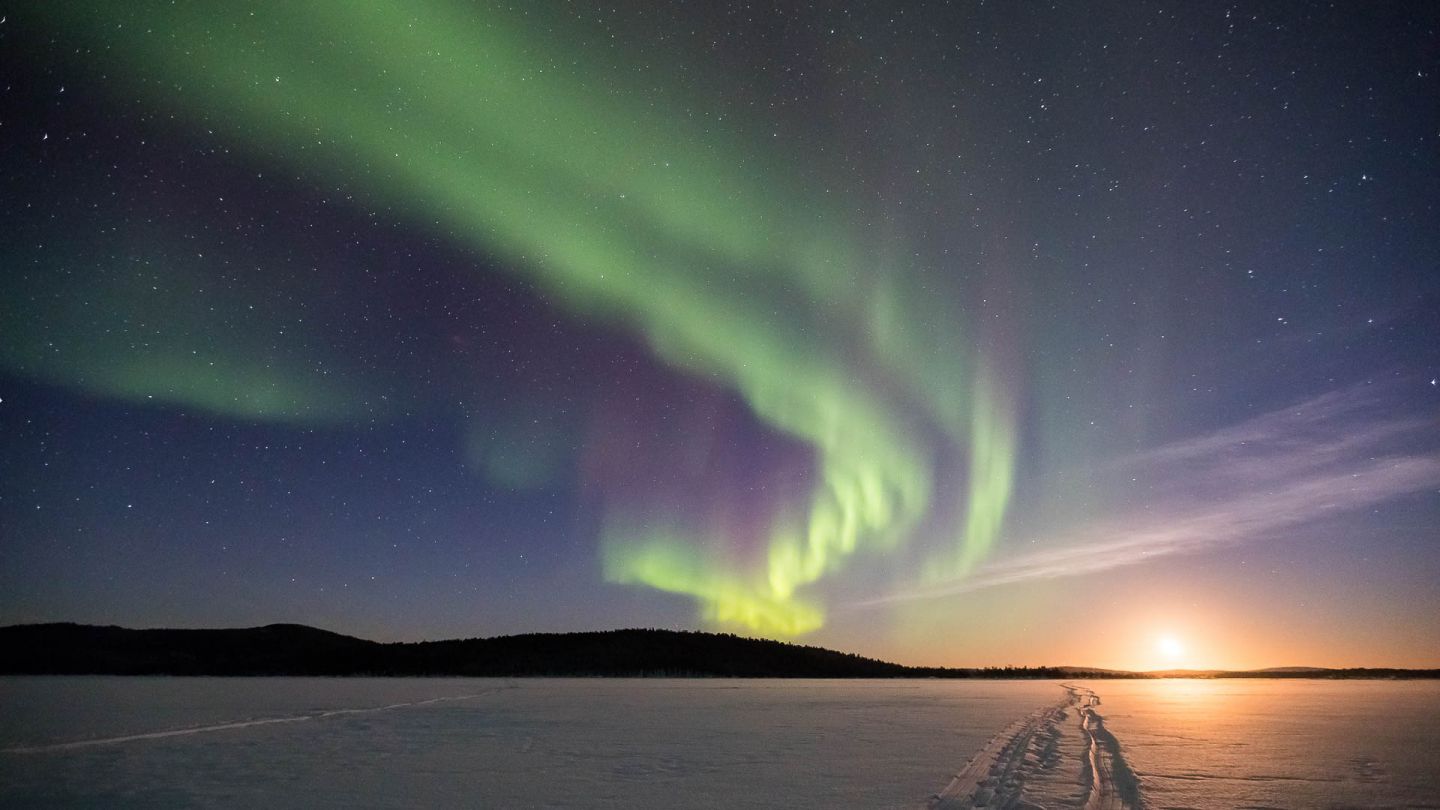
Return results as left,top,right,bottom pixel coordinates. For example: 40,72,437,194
1,677,1437,808
1096,679,1440,809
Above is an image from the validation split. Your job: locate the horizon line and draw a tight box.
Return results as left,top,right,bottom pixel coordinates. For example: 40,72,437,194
6,620,1439,675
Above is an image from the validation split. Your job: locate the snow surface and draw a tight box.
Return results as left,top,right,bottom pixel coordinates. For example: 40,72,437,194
1092,678,1440,809
0,677,1055,807
2,677,1437,808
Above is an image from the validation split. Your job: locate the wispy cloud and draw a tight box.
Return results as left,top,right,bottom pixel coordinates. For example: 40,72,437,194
860,384,1440,606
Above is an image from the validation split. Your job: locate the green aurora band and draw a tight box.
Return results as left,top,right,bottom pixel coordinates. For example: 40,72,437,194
0,227,390,425
32,0,1017,635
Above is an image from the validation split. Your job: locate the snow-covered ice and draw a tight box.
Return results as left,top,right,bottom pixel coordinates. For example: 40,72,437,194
1087,679,1440,809
0,678,1054,807
2,677,1437,807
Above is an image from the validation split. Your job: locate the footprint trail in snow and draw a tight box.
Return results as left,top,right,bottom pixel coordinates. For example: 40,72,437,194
929,684,1144,809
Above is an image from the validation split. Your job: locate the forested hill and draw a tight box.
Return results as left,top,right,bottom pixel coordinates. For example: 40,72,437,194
6,624,1434,678
0,623,1074,677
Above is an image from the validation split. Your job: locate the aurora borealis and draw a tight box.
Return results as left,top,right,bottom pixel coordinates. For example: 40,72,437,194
3,2,1438,668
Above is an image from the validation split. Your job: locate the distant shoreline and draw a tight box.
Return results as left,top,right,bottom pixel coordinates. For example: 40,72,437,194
4,623,1437,679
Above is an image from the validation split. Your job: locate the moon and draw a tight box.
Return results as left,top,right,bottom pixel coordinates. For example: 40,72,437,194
1157,635,1185,660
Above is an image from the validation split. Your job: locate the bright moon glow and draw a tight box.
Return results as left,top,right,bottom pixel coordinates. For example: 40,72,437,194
1157,635,1185,660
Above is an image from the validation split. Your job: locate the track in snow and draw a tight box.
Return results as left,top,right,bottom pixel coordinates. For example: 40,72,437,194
2,690,508,754
929,684,1144,809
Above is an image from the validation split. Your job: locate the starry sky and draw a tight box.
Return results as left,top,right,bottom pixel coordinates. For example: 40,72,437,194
2,1,1437,670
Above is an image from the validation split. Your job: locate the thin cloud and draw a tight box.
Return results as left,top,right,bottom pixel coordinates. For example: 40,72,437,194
859,384,1440,607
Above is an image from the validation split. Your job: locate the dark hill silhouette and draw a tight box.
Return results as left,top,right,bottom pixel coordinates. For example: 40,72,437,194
1,623,1083,677
3,624,1435,678
0,623,379,676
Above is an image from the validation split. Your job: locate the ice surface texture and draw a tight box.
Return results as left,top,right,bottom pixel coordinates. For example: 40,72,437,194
0,678,1052,808
2,678,1437,808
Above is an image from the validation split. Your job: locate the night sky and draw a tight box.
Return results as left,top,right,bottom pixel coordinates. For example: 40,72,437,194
2,2,1437,670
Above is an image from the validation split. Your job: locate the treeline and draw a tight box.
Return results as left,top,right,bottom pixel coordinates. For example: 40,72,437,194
0,623,950,678
6,624,1435,678
0,625,1150,678
1215,668,1440,679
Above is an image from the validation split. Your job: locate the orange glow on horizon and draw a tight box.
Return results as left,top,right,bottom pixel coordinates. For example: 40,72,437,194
854,565,1440,672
